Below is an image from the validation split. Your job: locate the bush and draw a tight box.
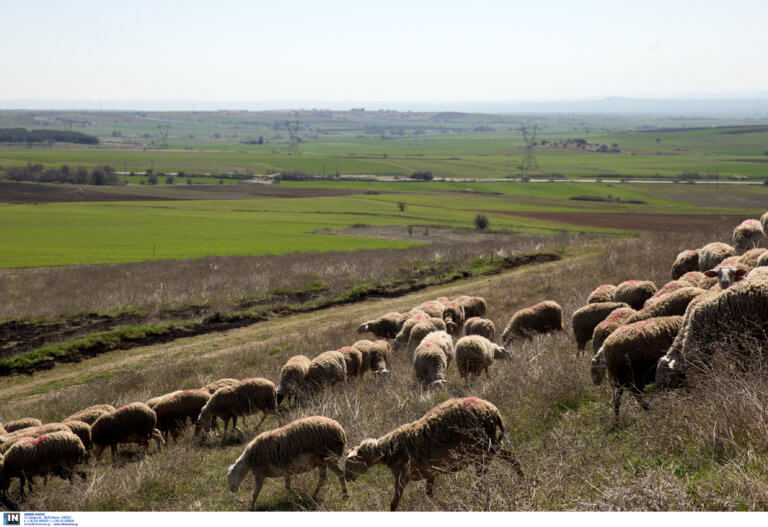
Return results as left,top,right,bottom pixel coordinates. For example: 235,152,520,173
474,214,489,230
165,175,175,184
147,174,158,185
410,171,433,181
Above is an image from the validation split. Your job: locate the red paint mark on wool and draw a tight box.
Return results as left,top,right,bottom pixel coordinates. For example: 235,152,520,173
240,378,257,384
531,302,544,309
623,280,640,284
464,397,480,404
116,404,135,412
467,317,479,322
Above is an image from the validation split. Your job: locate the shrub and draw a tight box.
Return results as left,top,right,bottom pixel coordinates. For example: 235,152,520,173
410,171,433,181
474,214,489,230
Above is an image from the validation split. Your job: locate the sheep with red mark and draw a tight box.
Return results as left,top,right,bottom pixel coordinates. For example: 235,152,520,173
571,301,630,356
587,284,616,304
453,295,488,318
412,331,455,388
671,249,700,279
501,300,563,346
678,271,704,288
407,317,448,354
442,300,466,336
91,403,164,460
65,405,115,426
455,335,510,381
613,280,658,310
698,242,736,272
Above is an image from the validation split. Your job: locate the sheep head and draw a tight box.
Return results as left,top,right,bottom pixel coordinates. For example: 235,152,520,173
344,439,380,481
655,355,683,389
703,266,746,290
226,460,249,492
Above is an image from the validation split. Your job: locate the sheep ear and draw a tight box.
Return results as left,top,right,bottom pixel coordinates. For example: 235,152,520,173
736,268,747,276
703,270,717,277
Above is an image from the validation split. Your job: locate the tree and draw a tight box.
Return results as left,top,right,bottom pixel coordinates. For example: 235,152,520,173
474,214,489,230
147,174,158,185
398,202,406,212
257,136,264,145
165,175,175,184
186,177,192,185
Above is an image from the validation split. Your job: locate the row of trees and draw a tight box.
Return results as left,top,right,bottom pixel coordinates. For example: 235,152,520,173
0,128,99,145
5,164,120,185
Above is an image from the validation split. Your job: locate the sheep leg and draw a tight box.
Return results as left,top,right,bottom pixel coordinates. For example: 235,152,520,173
630,388,650,411
153,429,165,451
425,476,435,497
253,412,267,432
111,444,118,461
485,367,491,378
495,447,524,477
326,460,348,498
232,415,244,436
249,473,265,511
390,472,408,511
284,476,300,500
613,386,624,425
221,418,231,444
311,466,327,501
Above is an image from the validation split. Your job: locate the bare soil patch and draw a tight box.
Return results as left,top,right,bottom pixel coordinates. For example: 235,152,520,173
0,181,181,203
484,210,746,232
313,225,546,244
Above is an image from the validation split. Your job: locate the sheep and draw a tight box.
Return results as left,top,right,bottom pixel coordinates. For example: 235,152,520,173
356,312,406,339
276,355,311,406
407,317,448,354
392,311,433,352
4,418,42,433
202,378,240,395
737,247,767,269
671,249,700,279
91,402,164,461
656,275,768,389
61,420,92,451
644,280,686,307
442,300,466,336
500,300,563,345
344,397,523,511
678,271,705,288
463,317,496,341
0,423,5,435
733,219,765,253
0,431,86,496
698,242,736,271
412,331,455,388
352,339,391,375
703,265,747,290
613,280,658,310
304,351,347,392
587,284,616,304
197,378,278,443
455,335,510,381
416,300,445,319
590,306,638,383
570,301,630,356
1,423,74,455
592,316,683,423
65,404,115,425
758,251,768,268
226,416,348,510
337,346,364,378
761,211,768,233
454,295,488,318
625,287,707,324
148,389,212,441
747,266,768,280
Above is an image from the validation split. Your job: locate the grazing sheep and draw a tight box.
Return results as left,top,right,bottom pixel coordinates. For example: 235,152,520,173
593,316,683,423
4,418,42,433
671,249,700,279
226,416,348,510
0,431,86,496
463,317,496,341
344,397,523,511
733,219,765,252
442,300,466,336
356,312,406,339
678,271,705,288
65,404,115,426
1,423,73,455
91,403,164,460
571,301,630,356
656,275,768,389
197,378,278,442
587,284,616,304
407,318,448,354
277,355,311,405
455,335,510,381
337,346,364,378
412,331,455,388
625,287,707,324
501,300,563,345
613,280,658,310
61,420,92,451
352,339,392,375
454,295,488,318
416,300,445,319
304,351,347,392
148,389,212,441
202,378,240,395
392,311,433,352
698,242,736,271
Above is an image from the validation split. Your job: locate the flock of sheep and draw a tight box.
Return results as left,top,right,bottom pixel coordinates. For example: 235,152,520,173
1,212,767,511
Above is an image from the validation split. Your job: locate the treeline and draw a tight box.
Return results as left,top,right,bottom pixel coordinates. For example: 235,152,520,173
0,128,99,145
4,164,121,185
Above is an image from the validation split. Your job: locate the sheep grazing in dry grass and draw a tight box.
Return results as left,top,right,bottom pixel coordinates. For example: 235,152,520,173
442,300,466,336
352,339,392,375
1,423,74,455
455,335,510,381
593,316,683,423
276,355,311,406
613,280,658,310
202,378,240,395
571,301,629,356
227,416,348,510
463,317,496,341
656,274,768,389
3,418,42,434
625,287,707,324
392,311,432,352
412,331,455,388
61,420,92,451
454,295,487,318
733,219,765,253
407,318,448,354
197,378,278,443
587,284,616,304
65,404,115,426
344,397,523,511
356,312,405,339
148,389,212,441
501,300,563,345
678,271,705,288
337,346,364,378
91,402,164,461
671,249,700,279
0,431,87,496
698,242,736,271
304,351,347,392
416,300,445,319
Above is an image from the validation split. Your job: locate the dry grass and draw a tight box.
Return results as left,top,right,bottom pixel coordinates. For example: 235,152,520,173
3,223,768,510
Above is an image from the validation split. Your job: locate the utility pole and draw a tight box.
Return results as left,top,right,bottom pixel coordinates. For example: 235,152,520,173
520,124,539,179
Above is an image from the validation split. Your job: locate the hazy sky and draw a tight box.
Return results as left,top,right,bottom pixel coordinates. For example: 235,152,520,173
2,0,767,104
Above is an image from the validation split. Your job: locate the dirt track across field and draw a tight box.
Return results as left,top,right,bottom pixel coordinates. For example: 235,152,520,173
484,210,746,232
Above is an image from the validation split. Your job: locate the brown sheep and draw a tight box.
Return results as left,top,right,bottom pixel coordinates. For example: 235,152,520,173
202,378,240,395
501,300,563,345
356,312,406,339
463,317,496,341
587,284,616,304
65,404,115,426
276,355,311,405
304,351,347,392
671,249,700,279
91,403,164,460
337,346,364,378
197,378,278,443
455,335,510,381
352,339,392,375
571,301,630,356
3,418,42,433
148,389,212,441
454,295,488,318
613,280,658,310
